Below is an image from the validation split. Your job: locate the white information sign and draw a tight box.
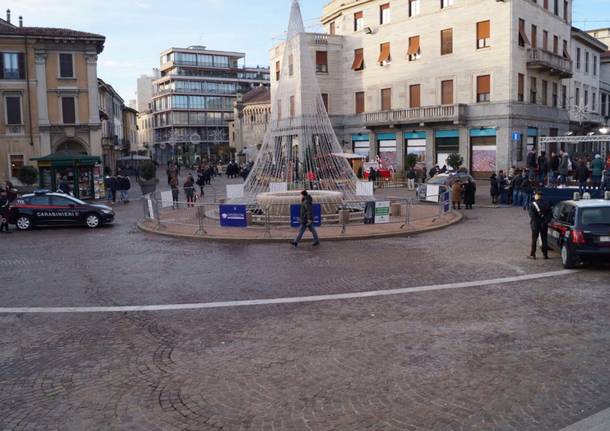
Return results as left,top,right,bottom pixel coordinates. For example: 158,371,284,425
374,201,390,224
269,182,288,193
226,184,244,199
160,191,174,208
356,181,374,196
426,185,440,203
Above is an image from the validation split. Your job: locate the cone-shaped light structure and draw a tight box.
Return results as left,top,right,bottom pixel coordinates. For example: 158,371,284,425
243,0,358,200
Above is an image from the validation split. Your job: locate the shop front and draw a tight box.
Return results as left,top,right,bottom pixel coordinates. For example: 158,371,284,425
470,128,497,178
435,130,460,168
352,134,370,160
33,154,103,200
405,131,427,166
377,133,397,172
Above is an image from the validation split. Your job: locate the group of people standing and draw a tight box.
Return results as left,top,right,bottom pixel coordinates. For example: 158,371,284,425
526,149,609,190
104,172,131,204
451,179,476,210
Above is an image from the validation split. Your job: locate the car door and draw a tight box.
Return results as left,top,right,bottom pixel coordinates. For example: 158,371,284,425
548,203,570,248
26,195,53,225
49,196,81,225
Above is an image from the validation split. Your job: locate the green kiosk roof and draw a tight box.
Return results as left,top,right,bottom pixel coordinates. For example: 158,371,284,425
32,153,101,167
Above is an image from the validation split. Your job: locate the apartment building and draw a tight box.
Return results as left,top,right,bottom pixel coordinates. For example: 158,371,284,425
567,27,607,132
122,106,139,153
601,51,610,123
0,10,105,182
269,0,575,176
151,46,269,164
229,86,271,161
98,78,124,171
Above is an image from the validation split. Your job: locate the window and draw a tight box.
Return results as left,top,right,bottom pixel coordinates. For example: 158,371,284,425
355,91,365,114
290,96,295,117
59,53,74,78
288,55,294,76
477,75,491,102
441,0,454,9
316,51,328,73
562,85,567,108
593,55,597,76
10,155,24,179
531,25,537,48
576,48,581,69
543,31,549,50
518,19,530,47
554,0,559,15
5,95,22,125
277,99,282,120
381,88,392,111
477,21,490,48
1,53,25,80
441,29,453,55
584,89,589,107
585,51,589,73
602,93,607,116
409,84,421,108
563,40,570,59
542,80,548,105
28,195,50,206
553,36,558,55
409,0,420,17
564,0,569,22
354,11,363,31
380,3,390,25
518,73,525,102
61,97,76,124
575,87,580,106
543,0,549,9
329,22,336,35
592,91,596,111
275,61,280,81
378,42,391,65
441,80,453,105
407,36,420,61
352,48,364,71
321,93,329,112
552,82,558,107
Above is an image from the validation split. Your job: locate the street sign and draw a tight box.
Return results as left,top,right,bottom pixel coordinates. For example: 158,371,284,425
219,205,247,227
290,204,322,227
512,132,522,141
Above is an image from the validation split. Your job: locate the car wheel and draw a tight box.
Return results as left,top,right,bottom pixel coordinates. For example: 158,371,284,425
15,215,32,231
561,244,578,269
85,213,101,229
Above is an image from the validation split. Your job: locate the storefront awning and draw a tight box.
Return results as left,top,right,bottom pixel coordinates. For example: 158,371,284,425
32,153,101,167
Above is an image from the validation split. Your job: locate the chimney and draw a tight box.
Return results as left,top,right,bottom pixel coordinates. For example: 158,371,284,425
6,9,10,24
19,16,22,27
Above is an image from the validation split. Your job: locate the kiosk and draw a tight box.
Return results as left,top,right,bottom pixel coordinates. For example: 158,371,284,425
32,154,103,200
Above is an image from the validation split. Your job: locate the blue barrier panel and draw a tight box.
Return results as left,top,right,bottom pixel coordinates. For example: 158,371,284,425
219,205,247,227
290,204,322,227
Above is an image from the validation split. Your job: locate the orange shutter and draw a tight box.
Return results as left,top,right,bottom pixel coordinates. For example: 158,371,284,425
380,3,389,10
477,21,490,40
378,42,391,63
518,20,530,46
355,11,363,19
355,92,365,113
563,41,571,59
407,36,420,56
316,51,327,65
531,25,537,48
381,88,392,111
441,29,453,55
477,75,491,94
441,80,453,105
321,93,329,112
352,48,364,70
409,84,421,108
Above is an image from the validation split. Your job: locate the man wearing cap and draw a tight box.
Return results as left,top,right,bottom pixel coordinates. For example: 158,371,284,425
528,190,551,259
291,190,320,247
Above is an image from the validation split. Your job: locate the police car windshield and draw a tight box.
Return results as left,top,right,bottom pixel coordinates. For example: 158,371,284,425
580,207,610,226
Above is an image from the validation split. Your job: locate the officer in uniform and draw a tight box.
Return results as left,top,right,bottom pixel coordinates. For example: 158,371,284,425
528,190,551,259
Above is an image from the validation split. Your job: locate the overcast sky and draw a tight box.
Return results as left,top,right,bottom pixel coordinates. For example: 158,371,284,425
4,0,607,103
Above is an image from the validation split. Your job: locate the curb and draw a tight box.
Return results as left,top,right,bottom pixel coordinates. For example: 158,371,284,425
136,211,464,244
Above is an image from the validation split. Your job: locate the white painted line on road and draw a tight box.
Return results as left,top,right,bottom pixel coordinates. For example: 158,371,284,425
0,270,579,314
559,407,610,431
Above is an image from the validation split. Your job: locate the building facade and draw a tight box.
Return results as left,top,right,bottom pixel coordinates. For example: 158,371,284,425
229,86,271,162
0,10,104,182
269,0,576,176
151,46,269,165
136,69,159,113
122,106,139,154
98,78,124,172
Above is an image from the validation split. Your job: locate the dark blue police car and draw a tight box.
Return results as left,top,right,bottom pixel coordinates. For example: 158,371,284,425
11,191,114,230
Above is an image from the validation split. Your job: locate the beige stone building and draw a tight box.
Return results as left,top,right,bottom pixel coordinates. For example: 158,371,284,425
122,106,139,153
229,86,270,162
0,10,105,182
269,0,576,176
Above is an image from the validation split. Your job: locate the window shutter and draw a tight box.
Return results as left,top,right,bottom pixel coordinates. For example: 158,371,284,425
518,74,524,100
352,48,364,70
355,92,365,114
381,88,391,111
409,84,421,108
441,80,453,105
378,42,391,63
477,21,490,40
407,36,420,56
441,29,453,55
531,25,537,48
477,75,491,94
6,97,21,125
17,53,25,80
316,51,327,66
62,97,76,124
563,41,571,60
518,20,530,46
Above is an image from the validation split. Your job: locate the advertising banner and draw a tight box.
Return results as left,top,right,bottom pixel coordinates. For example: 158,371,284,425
219,205,248,227
290,204,322,228
374,201,390,224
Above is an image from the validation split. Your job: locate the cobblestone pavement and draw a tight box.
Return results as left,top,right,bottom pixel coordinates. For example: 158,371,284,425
1,176,609,430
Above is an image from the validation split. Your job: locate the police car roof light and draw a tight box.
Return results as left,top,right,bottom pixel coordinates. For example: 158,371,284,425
605,191,610,201
573,192,581,201
34,189,50,195
582,192,591,200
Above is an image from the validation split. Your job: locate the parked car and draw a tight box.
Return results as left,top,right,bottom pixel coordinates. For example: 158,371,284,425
417,171,475,202
546,196,610,268
10,191,115,231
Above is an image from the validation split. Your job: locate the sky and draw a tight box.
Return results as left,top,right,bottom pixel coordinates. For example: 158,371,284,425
4,0,607,103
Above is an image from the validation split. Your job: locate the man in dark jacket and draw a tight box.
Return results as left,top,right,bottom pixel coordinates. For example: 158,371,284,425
575,160,589,195
526,150,537,179
0,188,11,233
558,150,570,185
549,152,560,186
528,191,551,260
512,173,523,207
291,190,320,247
537,151,549,183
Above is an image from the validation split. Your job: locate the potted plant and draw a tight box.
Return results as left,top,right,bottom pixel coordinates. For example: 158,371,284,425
139,160,158,195
446,153,464,171
17,165,38,193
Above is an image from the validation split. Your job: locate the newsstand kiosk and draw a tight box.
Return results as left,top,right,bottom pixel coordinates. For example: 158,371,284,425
32,154,103,200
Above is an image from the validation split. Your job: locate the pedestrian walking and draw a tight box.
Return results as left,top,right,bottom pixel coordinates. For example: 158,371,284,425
170,176,180,209
184,174,195,207
451,180,462,210
116,172,131,203
0,188,11,233
105,174,117,203
406,168,416,191
591,154,604,190
463,179,476,209
291,190,320,247
490,173,499,204
528,191,551,260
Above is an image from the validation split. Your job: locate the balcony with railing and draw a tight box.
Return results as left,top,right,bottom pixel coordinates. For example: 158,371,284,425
527,48,572,78
364,104,466,127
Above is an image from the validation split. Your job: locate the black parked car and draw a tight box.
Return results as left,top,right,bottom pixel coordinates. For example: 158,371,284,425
547,197,610,268
11,191,115,231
